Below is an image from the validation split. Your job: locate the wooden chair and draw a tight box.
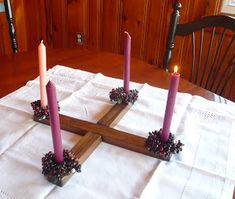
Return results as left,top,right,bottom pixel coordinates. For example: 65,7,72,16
163,3,235,97
4,0,18,53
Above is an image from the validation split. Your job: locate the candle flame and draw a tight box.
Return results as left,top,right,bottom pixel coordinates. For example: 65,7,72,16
174,65,178,73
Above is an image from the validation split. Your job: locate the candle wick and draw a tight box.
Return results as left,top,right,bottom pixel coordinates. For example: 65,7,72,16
124,31,131,38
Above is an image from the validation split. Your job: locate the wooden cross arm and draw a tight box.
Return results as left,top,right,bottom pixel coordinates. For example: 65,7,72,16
71,132,102,164
34,114,168,160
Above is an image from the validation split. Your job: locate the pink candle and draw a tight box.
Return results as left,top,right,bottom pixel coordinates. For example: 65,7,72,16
124,31,131,92
161,66,180,142
46,81,64,163
38,40,47,108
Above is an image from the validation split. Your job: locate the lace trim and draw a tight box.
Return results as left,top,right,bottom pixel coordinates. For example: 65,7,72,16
189,108,226,123
0,188,18,199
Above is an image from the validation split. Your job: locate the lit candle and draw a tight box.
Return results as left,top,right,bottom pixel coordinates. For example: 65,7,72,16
38,40,47,108
124,31,131,92
161,65,180,142
46,81,64,163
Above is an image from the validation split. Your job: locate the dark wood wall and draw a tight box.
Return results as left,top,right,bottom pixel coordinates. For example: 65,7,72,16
0,0,223,59
1,0,234,101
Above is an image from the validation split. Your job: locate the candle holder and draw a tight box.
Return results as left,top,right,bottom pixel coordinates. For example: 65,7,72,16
145,129,184,160
109,87,138,104
31,100,60,120
42,149,81,187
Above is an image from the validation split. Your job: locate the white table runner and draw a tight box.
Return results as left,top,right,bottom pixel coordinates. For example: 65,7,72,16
0,65,234,199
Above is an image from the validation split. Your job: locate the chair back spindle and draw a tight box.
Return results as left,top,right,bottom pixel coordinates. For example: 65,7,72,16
195,29,204,84
4,0,18,53
163,3,182,71
200,27,215,87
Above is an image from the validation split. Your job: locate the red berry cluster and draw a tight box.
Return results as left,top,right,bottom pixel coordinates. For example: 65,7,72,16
31,100,60,120
31,100,49,119
145,129,184,158
109,87,138,104
42,149,81,180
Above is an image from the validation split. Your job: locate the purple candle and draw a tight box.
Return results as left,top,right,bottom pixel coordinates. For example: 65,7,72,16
161,66,180,142
124,31,131,92
46,81,64,163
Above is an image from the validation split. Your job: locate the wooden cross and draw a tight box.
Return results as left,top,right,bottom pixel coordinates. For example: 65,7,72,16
34,103,168,186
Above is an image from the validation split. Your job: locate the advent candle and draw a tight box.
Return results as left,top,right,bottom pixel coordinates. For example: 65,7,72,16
124,31,131,92
38,40,47,108
46,81,64,163
161,65,180,142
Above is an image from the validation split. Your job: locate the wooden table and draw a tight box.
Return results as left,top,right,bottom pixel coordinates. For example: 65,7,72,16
0,48,234,198
0,48,216,101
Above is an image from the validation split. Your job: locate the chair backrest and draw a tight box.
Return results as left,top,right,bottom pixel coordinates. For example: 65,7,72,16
163,3,235,97
4,0,18,53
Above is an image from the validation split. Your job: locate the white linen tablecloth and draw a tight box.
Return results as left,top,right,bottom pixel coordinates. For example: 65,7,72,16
0,65,234,199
